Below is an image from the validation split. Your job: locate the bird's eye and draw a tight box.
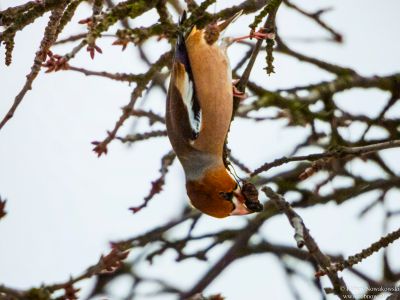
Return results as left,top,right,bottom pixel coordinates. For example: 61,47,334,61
219,191,234,201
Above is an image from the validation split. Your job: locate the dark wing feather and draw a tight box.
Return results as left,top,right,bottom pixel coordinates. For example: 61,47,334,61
173,15,202,139
166,81,194,151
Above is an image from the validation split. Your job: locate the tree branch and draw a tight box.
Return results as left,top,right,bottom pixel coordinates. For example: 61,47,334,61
0,2,68,131
262,186,355,300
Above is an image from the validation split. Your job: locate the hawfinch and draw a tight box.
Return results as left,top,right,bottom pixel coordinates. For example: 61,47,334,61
166,12,263,218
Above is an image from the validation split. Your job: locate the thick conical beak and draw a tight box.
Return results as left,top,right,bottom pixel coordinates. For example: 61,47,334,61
230,185,252,216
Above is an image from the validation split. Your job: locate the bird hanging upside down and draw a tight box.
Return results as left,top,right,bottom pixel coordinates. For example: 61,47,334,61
166,12,263,218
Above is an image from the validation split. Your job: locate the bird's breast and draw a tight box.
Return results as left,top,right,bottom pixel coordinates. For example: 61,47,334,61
185,29,233,155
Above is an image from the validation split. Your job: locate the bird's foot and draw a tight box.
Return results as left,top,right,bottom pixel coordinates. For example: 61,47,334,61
234,29,275,43
232,79,247,100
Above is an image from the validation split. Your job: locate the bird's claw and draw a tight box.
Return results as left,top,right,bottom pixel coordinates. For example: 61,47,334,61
234,29,275,43
232,79,247,100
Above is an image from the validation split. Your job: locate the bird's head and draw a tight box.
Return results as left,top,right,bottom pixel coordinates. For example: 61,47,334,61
186,166,255,218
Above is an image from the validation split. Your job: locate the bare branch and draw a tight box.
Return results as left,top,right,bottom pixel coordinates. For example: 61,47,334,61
0,2,68,130
252,139,400,177
262,186,355,300
316,227,400,277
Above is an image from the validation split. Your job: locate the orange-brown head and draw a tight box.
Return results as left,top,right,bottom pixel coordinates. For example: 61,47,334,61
186,166,252,218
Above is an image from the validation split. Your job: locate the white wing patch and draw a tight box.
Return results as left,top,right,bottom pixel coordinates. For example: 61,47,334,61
181,72,202,139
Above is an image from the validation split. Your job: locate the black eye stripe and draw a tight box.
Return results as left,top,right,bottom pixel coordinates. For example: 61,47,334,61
219,191,234,201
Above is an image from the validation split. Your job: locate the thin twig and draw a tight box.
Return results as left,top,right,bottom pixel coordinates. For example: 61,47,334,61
55,33,115,45
233,2,281,114
283,0,342,42
117,130,167,144
0,2,68,131
264,187,305,247
316,227,400,277
129,150,176,214
68,66,144,82
275,35,355,75
180,214,270,299
262,186,355,300
130,109,165,125
91,51,172,156
251,139,400,176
